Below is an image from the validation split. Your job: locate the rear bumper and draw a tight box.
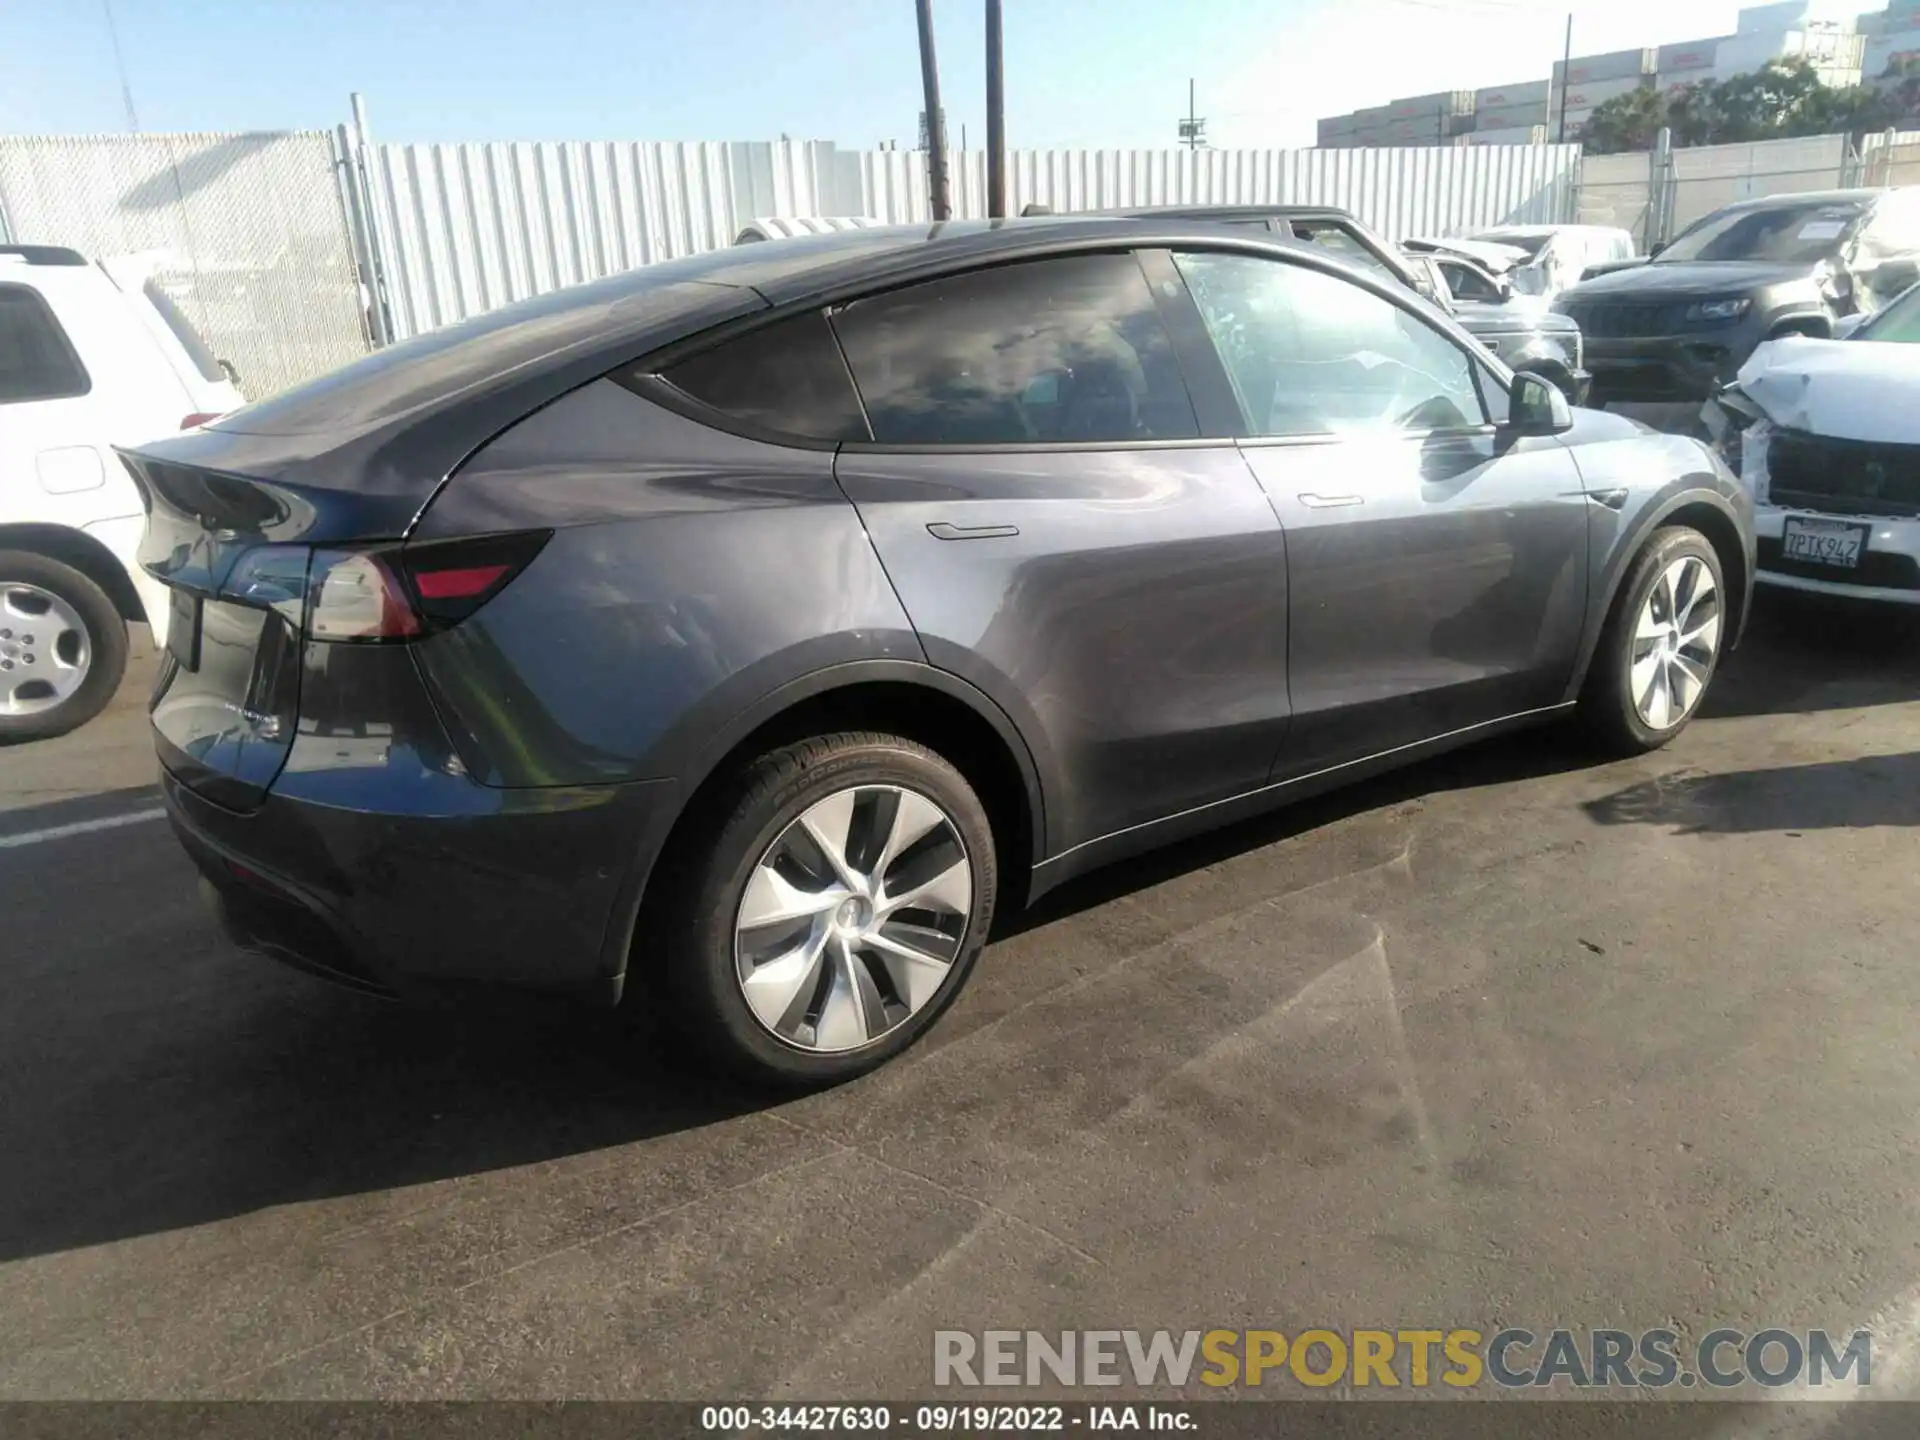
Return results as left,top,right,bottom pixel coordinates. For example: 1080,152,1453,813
164,759,680,1005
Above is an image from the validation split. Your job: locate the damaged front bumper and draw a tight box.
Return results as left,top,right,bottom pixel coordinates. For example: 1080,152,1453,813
1704,392,1920,602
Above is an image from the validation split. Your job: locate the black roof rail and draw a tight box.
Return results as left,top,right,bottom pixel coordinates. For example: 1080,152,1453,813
0,245,88,266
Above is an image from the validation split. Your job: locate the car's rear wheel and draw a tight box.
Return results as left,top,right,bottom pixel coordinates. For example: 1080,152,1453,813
660,731,998,1088
0,550,127,743
1581,526,1725,754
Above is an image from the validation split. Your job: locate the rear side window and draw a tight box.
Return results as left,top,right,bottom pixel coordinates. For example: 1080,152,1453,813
0,285,90,404
143,280,227,383
832,253,1199,446
1289,221,1396,280
658,309,868,442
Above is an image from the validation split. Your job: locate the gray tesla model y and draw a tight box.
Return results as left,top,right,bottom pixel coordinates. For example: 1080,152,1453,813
123,218,1753,1086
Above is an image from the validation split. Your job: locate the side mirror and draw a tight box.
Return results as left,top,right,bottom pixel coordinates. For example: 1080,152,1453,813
1508,371,1573,434
218,359,241,387
1494,274,1515,302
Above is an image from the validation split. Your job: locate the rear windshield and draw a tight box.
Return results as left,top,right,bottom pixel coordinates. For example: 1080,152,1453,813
142,280,227,382
211,271,753,436
1657,203,1863,265
1473,232,1550,259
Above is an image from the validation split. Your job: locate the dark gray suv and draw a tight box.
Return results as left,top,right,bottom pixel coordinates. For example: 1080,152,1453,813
1554,188,1920,403
125,219,1753,1086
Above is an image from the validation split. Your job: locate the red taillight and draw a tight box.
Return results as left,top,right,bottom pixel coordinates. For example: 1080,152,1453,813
401,531,551,626
215,533,551,643
180,412,223,430
412,563,512,601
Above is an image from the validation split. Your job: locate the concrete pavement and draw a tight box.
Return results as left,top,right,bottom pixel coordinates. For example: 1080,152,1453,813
2,595,1918,1419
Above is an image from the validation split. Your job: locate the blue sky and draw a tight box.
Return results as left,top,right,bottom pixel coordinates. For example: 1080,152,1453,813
3,0,1781,150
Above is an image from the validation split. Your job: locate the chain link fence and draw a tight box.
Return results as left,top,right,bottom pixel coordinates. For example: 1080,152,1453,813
1664,134,1857,242
0,132,371,399
1574,151,1657,249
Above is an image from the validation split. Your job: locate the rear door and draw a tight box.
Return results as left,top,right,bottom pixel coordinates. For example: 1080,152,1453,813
829,250,1292,855
1169,247,1590,776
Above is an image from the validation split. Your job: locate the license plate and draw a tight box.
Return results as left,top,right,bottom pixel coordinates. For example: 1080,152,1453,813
1781,516,1869,569
167,589,202,670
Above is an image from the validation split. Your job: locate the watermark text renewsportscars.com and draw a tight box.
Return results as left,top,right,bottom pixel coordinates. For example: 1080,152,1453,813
933,1328,1873,1390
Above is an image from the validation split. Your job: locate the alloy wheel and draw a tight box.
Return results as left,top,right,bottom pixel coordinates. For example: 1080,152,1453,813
0,583,92,718
733,784,974,1054
1630,554,1720,731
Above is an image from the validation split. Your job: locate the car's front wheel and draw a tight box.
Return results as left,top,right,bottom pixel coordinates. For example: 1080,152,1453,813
0,550,128,743
660,731,998,1088
1581,526,1726,754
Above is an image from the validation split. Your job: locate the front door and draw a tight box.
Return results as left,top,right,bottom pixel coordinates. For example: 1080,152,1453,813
1169,248,1591,776
828,251,1293,855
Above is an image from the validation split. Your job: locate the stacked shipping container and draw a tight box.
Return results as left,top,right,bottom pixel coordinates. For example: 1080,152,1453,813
1312,0,1913,150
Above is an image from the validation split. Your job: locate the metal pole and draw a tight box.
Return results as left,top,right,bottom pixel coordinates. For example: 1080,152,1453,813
1556,14,1573,144
986,0,1007,218
348,93,396,346
1189,78,1198,150
915,0,952,221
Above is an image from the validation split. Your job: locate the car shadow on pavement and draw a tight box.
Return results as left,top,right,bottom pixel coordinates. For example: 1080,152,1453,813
1582,750,1920,835
0,938,768,1265
1006,721,1589,936
1702,589,1920,721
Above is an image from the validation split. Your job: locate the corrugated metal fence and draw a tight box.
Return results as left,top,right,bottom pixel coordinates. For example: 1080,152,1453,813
360,138,1582,339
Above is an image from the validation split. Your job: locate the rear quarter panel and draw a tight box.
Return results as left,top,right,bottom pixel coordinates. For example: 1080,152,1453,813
409,378,926,788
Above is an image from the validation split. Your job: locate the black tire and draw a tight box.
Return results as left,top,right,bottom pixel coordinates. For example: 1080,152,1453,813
1580,525,1725,755
657,731,998,1089
0,550,129,743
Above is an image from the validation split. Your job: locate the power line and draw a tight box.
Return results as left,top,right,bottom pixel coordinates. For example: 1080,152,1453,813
100,0,139,132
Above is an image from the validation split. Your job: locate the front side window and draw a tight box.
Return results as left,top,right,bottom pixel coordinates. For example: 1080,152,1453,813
0,285,90,404
1440,259,1503,303
832,254,1198,446
658,309,868,441
1174,251,1485,438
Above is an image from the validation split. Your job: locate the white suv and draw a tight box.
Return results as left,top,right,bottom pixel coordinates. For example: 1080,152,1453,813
1,244,243,739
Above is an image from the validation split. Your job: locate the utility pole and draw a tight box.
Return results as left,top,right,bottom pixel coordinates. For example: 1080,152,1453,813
986,0,1008,218
915,0,952,221
1179,78,1207,150
1556,14,1573,143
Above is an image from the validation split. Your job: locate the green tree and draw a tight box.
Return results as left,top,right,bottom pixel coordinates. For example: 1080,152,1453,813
1578,81,1714,153
1573,58,1898,154
1876,54,1920,124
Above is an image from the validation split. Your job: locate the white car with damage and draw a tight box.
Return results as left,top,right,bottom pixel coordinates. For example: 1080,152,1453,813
1704,286,1920,603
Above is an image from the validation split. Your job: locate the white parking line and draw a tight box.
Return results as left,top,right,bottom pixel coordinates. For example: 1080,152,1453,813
0,808,167,850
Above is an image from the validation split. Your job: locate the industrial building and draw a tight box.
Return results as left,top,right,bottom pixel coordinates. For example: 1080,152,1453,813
1315,0,1877,147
